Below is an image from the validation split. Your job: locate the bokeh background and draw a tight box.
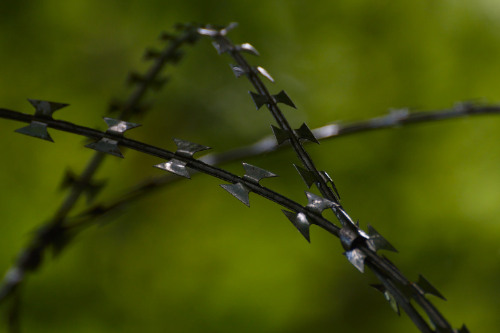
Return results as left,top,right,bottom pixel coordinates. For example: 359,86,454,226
0,1,500,332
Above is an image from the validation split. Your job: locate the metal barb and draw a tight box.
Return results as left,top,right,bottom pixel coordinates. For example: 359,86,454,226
256,66,274,82
15,99,69,141
270,125,291,145
371,284,400,315
220,183,250,206
220,22,238,36
242,162,277,184
238,43,260,56
273,90,296,108
366,224,398,253
28,99,69,118
320,170,341,201
249,91,269,110
212,40,232,54
230,64,246,78
295,123,319,144
15,121,53,142
104,118,141,135
282,210,311,242
305,191,336,214
154,159,190,179
417,275,446,300
173,138,211,157
294,164,317,188
197,27,219,37
85,138,123,158
344,248,366,273
60,169,106,203
127,72,145,86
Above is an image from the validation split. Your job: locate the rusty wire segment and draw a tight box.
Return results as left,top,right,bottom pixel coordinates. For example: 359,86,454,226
0,24,201,330
0,22,480,333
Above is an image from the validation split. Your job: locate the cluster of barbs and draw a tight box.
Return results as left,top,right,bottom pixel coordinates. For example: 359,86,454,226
8,21,468,333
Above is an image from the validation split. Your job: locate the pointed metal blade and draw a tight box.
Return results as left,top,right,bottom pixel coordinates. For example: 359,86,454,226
104,118,141,135
242,162,277,184
371,284,400,315
282,210,310,242
143,48,161,60
212,40,231,54
197,27,219,37
15,121,53,142
249,91,269,110
85,138,123,158
256,66,274,82
320,170,341,201
173,138,211,157
294,164,317,188
126,72,144,86
273,90,296,108
417,275,446,300
220,22,238,36
305,191,335,214
366,225,398,253
270,125,291,145
154,159,191,179
220,183,250,206
28,99,69,118
295,123,319,144
239,43,259,56
230,64,246,78
344,248,366,273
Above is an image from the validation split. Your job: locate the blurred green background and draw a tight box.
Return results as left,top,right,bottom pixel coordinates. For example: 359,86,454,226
1,1,500,332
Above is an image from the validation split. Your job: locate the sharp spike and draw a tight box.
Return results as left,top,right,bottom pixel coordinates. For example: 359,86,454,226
170,50,184,64
108,99,123,113
173,138,211,157
366,225,398,253
104,118,141,135
457,324,470,333
371,284,400,315
212,40,232,54
294,164,317,188
197,27,219,37
126,72,144,86
249,91,269,110
238,43,260,56
85,138,123,158
220,183,250,206
28,99,69,118
220,22,238,36
256,66,274,82
344,248,366,273
282,210,311,242
60,169,105,203
320,170,341,201
15,121,53,142
159,31,175,41
295,123,319,144
154,159,191,179
230,64,246,78
417,275,446,300
273,90,296,108
150,77,169,90
270,125,291,145
242,162,277,184
339,226,362,250
305,191,336,214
